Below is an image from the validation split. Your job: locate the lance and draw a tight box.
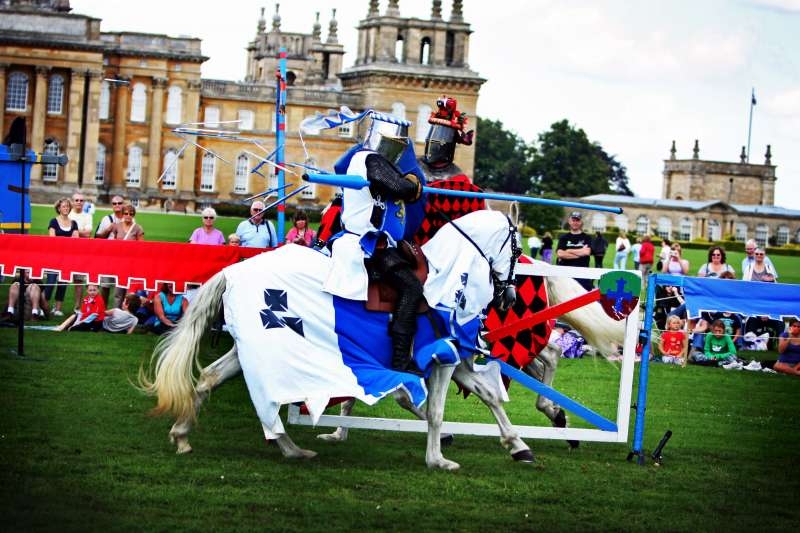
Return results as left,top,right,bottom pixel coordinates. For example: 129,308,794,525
302,173,623,214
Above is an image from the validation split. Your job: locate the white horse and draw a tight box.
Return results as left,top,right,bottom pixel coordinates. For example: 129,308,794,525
316,266,625,446
140,210,534,471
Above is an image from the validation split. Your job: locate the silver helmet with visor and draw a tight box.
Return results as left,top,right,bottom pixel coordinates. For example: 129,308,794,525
358,112,410,165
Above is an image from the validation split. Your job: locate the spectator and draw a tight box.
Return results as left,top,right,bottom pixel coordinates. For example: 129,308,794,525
44,197,78,317
775,320,800,376
690,310,744,356
95,195,126,238
662,243,690,275
590,231,608,268
743,315,785,351
96,195,126,304
149,284,188,335
527,233,542,259
689,319,737,366
285,210,316,247
189,207,225,245
102,293,141,334
540,232,554,264
3,270,49,322
697,246,735,278
68,191,93,310
658,315,687,366
639,235,655,283
108,204,144,241
228,233,241,246
741,239,776,280
556,212,593,290
742,248,777,282
631,237,642,270
613,231,631,270
54,283,106,332
657,238,672,271
236,200,277,248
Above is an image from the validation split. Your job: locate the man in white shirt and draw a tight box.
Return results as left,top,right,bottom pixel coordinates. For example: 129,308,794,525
67,191,93,306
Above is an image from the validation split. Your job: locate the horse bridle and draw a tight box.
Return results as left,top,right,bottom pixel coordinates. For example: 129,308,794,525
445,214,521,305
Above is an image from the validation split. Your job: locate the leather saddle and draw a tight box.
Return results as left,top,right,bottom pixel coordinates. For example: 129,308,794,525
365,240,429,313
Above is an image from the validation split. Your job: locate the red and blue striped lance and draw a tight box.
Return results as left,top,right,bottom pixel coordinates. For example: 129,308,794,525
302,173,624,214
275,47,288,242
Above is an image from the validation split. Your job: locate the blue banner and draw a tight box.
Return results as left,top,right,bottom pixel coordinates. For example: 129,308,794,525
683,277,800,319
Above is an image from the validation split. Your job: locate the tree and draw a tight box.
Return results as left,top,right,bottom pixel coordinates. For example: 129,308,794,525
530,119,631,197
517,192,565,236
473,117,535,194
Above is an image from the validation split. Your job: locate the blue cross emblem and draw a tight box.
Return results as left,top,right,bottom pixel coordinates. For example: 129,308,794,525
260,288,304,336
606,278,635,314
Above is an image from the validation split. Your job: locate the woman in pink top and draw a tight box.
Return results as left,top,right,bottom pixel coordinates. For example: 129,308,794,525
190,207,225,245
285,210,316,247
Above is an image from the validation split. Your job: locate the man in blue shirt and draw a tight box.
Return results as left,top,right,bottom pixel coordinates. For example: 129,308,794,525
236,200,277,248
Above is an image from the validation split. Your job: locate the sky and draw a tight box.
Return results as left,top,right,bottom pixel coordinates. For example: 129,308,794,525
69,0,800,208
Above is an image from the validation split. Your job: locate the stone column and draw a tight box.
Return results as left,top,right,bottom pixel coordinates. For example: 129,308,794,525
180,79,202,195
65,68,87,185
0,64,8,141
30,66,50,183
147,77,167,190
111,78,131,190
81,69,103,191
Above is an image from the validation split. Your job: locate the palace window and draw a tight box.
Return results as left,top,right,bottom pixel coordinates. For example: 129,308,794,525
416,104,432,143
395,35,404,62
755,224,768,248
95,144,106,185
636,215,649,235
707,219,721,241
162,149,178,190
656,217,672,240
204,106,220,128
130,83,147,122
47,74,64,114
238,109,254,130
734,223,748,242
99,81,110,120
419,38,431,65
679,218,693,241
591,213,607,232
6,72,28,111
166,86,183,125
391,102,406,120
42,141,60,182
200,152,216,192
777,226,790,246
234,154,249,194
126,146,142,187
614,214,629,232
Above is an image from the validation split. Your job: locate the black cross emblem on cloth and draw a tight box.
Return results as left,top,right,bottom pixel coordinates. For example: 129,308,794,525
260,289,304,336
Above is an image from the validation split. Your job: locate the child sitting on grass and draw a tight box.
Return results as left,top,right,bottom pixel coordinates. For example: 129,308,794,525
659,315,687,366
689,319,737,367
55,283,106,332
775,319,800,377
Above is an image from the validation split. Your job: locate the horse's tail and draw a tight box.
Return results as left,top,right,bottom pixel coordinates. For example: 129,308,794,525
138,271,227,421
545,273,625,358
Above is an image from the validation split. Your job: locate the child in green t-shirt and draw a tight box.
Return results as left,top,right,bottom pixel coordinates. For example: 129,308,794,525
704,320,737,363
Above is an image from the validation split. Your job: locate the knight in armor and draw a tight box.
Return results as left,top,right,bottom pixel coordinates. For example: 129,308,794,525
322,113,425,372
419,95,475,182
413,96,484,245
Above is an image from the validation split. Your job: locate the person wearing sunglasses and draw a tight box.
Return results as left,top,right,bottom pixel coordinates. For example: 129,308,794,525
190,207,225,245
95,195,128,239
742,248,777,282
697,246,735,278
235,200,277,248
68,191,94,306
741,239,777,281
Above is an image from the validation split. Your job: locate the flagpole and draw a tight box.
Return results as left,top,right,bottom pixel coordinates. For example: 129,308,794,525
746,88,756,163
275,47,287,243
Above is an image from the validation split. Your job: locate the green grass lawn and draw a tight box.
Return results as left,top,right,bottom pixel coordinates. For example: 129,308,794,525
2,206,799,530
1,328,798,531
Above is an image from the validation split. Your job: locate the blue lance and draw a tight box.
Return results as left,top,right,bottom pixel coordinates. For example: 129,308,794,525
303,173,624,214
